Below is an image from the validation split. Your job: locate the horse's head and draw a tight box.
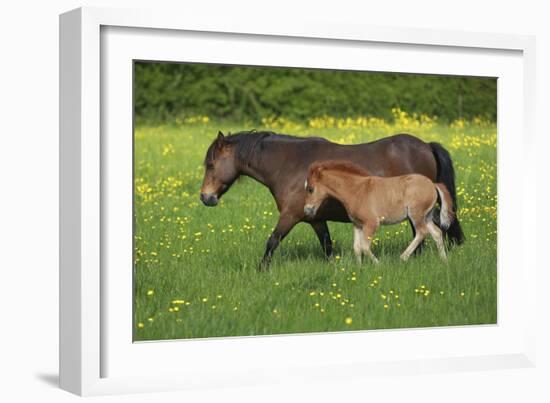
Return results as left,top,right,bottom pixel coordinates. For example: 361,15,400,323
303,162,329,218
200,131,239,207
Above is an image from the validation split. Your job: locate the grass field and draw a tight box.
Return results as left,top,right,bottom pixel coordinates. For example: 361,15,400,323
133,110,497,341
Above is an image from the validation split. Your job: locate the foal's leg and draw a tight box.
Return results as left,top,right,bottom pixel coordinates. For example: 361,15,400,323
310,221,333,258
361,223,379,264
427,221,447,260
353,226,363,264
401,220,428,261
259,213,298,270
408,217,424,255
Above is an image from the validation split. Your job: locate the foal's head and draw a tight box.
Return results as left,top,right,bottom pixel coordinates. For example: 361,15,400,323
303,162,330,218
200,131,239,206
303,160,371,218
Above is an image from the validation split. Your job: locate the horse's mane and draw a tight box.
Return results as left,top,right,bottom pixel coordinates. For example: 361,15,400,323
308,160,372,179
205,130,328,167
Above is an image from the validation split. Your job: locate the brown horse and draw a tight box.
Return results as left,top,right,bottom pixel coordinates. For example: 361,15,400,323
304,160,454,263
200,130,464,269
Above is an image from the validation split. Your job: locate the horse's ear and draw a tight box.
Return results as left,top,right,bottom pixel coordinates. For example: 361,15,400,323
216,131,225,149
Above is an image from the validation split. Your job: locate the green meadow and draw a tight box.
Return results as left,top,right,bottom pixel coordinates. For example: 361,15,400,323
133,112,497,341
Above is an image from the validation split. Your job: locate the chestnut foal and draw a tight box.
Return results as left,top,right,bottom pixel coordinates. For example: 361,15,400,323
303,160,455,263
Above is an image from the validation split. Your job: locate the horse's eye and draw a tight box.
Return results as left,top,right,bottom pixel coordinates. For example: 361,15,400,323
307,186,314,194
206,162,214,170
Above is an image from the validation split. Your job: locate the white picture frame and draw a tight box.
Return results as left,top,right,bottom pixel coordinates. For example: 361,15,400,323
59,6,538,396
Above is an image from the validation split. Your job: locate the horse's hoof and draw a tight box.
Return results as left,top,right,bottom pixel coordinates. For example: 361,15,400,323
258,262,270,272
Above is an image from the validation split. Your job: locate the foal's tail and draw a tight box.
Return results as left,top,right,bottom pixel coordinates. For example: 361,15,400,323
430,142,465,244
435,183,455,230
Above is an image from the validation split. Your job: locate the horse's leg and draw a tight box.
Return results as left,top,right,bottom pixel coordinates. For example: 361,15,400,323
361,223,379,264
427,221,447,260
408,217,424,255
353,226,363,264
310,221,333,258
259,213,298,270
446,217,465,246
401,220,428,261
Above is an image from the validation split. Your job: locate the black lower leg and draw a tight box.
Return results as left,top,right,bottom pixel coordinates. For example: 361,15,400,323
258,215,297,271
310,221,333,258
446,218,465,246
259,233,281,270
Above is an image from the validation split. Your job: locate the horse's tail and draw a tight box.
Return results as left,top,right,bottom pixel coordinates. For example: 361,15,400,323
435,183,455,230
430,142,465,244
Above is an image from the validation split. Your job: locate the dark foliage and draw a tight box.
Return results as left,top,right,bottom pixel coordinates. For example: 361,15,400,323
134,62,496,124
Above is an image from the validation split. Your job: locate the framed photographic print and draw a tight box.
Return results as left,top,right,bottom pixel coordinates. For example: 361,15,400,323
60,6,537,396
132,61,496,342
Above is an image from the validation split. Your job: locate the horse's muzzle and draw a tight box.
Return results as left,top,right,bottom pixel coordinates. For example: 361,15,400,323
200,192,218,207
304,204,316,218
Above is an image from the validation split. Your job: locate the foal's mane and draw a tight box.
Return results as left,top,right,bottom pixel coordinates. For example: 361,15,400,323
205,130,327,167
308,160,372,180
